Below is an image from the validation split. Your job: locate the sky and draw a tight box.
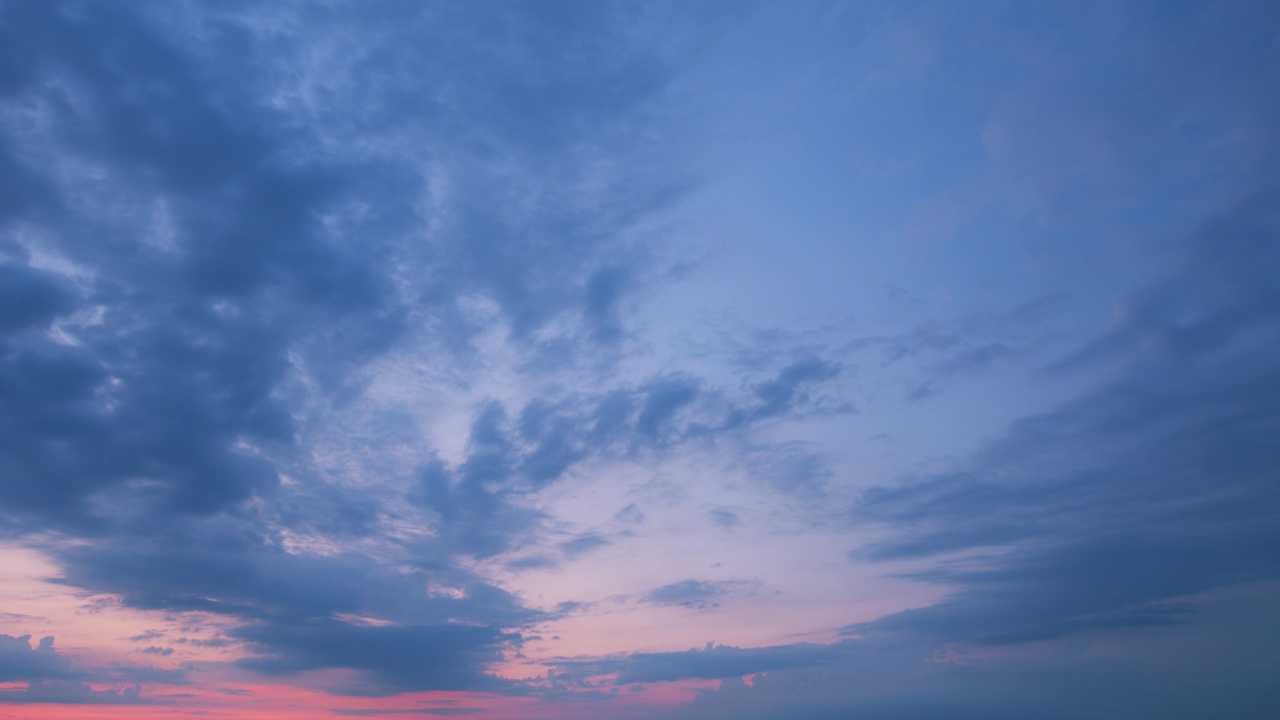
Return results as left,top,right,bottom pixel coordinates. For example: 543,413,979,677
1,1,1278,718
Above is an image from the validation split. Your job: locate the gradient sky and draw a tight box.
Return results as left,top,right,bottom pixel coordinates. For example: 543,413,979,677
1,1,1279,718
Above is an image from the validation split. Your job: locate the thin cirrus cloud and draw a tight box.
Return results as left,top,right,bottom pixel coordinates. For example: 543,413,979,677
0,1,1278,719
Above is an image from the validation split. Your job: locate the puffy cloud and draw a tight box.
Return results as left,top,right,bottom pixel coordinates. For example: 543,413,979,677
0,634,160,705
0,634,71,682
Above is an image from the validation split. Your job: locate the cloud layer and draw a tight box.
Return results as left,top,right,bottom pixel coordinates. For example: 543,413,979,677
0,1,1278,718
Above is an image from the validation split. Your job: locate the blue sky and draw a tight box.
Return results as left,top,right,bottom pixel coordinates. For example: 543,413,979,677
0,1,1278,718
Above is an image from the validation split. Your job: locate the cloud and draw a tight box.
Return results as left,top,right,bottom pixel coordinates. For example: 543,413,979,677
0,680,142,705
8,1,1273,716
659,582,1280,720
839,295,1063,404
615,503,646,525
406,357,851,559
331,709,485,717
0,0,386,528
740,443,832,497
412,421,545,559
634,375,702,441
0,635,71,682
847,194,1280,647
743,357,842,421
0,0,739,698
559,533,611,558
0,263,77,334
54,516,538,628
0,0,726,534
708,509,739,527
642,580,758,610
0,634,167,703
550,641,849,685
233,620,516,695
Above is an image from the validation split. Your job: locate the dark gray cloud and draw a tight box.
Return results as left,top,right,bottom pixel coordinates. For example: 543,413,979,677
0,680,142,705
0,0,733,697
413,419,545,559
559,533,611,558
848,194,1280,647
408,354,848,562
54,516,537,630
839,295,1064,404
8,0,1272,715
0,634,168,704
0,0,396,530
642,579,758,610
0,0,727,535
708,509,739,527
331,709,485,717
0,635,71,682
233,621,515,695
0,263,76,334
0,0,846,702
636,375,702,440
330,702,483,712
740,443,832,497
549,641,848,686
742,357,842,421
660,581,1280,720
